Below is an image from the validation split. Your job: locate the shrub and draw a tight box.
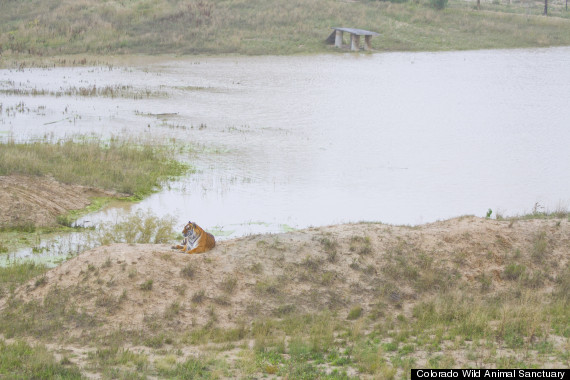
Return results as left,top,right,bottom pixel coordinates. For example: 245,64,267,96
503,263,526,280
430,0,448,10
347,305,363,320
139,280,153,291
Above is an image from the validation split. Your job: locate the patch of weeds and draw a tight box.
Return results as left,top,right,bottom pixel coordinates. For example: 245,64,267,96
154,354,177,373
220,275,237,294
274,304,296,317
128,268,137,279
350,236,372,255
102,257,112,268
398,344,415,355
213,295,231,306
156,356,217,378
143,334,166,348
207,306,218,325
249,262,263,274
34,276,47,288
363,264,376,276
95,293,123,314
503,263,526,280
477,273,493,292
180,263,195,279
55,214,75,228
531,231,549,262
554,264,570,302
522,270,545,288
321,271,335,286
0,339,83,378
174,284,187,296
353,341,394,376
533,340,554,354
0,287,99,340
300,255,323,273
88,346,148,371
347,305,363,320
139,279,153,291
164,302,181,320
349,259,360,271
268,238,286,252
95,210,177,245
383,342,398,352
255,278,281,296
192,289,206,304
319,236,339,261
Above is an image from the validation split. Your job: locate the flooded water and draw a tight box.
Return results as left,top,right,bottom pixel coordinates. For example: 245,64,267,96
2,47,570,258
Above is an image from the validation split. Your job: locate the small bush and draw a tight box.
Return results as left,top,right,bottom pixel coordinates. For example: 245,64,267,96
430,0,448,9
531,231,549,262
220,276,237,294
503,263,526,280
139,280,153,291
347,305,363,320
94,211,177,245
180,264,195,279
192,290,206,304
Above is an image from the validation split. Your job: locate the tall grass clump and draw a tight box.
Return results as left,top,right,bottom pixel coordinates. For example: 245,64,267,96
429,0,448,10
93,210,177,245
0,140,189,198
0,262,49,297
0,339,82,379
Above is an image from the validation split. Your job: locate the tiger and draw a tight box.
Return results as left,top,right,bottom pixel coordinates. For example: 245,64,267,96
171,221,216,254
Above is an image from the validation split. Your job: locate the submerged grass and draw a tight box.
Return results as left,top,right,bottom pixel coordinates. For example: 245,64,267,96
0,139,189,199
1,0,570,60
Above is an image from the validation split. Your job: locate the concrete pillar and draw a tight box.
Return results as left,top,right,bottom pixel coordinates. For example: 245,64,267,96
335,30,343,48
350,34,360,51
365,35,372,51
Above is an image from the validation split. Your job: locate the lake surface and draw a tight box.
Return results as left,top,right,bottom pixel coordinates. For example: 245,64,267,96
1,48,569,248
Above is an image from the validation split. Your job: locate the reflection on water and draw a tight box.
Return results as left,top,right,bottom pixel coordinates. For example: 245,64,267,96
2,48,570,261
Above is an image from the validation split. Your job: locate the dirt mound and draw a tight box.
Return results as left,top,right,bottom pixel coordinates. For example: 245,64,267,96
4,216,569,340
0,175,119,228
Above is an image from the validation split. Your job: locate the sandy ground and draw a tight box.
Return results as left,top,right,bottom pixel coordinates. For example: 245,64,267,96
4,215,568,337
0,175,120,228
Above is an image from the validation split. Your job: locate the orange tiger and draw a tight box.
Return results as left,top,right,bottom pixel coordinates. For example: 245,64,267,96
171,221,216,254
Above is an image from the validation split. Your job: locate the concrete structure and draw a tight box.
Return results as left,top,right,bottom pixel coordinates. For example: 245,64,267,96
326,27,379,51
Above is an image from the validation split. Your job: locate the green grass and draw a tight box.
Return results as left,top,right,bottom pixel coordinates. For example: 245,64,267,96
0,139,189,199
93,210,177,245
1,0,570,61
0,339,83,379
0,262,49,298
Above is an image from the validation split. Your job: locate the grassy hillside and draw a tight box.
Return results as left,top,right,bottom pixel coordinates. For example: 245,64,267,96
0,216,568,378
1,0,570,58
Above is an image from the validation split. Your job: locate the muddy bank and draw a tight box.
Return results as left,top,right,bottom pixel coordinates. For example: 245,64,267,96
0,175,120,228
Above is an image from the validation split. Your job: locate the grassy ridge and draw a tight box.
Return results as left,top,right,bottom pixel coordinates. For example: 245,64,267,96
0,140,189,198
1,0,570,58
0,219,568,377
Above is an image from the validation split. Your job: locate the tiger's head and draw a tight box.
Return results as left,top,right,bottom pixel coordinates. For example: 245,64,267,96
182,221,197,238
